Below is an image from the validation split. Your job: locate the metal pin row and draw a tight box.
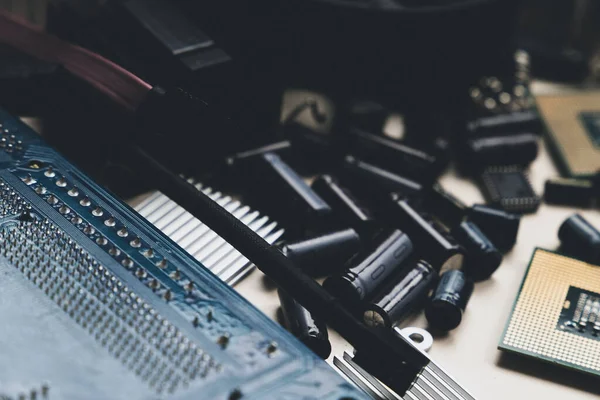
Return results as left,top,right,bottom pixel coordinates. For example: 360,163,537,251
0,225,187,391
0,214,215,392
28,172,201,303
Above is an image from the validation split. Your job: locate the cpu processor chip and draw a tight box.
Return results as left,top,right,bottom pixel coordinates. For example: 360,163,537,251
500,249,600,377
537,90,600,178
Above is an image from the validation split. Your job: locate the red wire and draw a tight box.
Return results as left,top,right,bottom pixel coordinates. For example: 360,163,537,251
0,10,152,111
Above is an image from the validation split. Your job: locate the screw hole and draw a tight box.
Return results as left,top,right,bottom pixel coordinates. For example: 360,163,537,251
409,333,424,344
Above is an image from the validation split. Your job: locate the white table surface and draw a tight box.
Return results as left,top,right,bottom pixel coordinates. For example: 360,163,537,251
234,138,600,399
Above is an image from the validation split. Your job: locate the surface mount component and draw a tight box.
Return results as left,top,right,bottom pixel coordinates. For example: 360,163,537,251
0,109,367,400
537,90,600,178
500,249,600,378
478,166,540,214
134,185,284,285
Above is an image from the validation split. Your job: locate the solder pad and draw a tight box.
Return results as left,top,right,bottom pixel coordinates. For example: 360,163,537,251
499,249,600,376
536,90,600,178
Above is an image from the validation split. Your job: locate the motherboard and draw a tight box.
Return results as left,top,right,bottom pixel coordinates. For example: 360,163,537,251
0,108,368,400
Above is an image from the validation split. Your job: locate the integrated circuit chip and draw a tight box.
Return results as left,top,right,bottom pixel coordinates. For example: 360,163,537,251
500,249,600,377
537,90,600,178
479,166,540,213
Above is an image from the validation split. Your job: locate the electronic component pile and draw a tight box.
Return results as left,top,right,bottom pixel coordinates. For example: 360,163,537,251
0,108,367,400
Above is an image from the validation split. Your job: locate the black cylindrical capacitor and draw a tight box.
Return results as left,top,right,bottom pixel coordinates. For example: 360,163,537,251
452,221,503,281
425,270,474,331
279,228,361,276
277,289,331,359
544,178,595,208
311,175,376,236
424,184,468,228
231,151,332,233
467,204,520,252
464,132,539,168
363,260,437,329
389,196,465,274
339,155,423,200
323,229,413,305
558,214,600,264
343,127,441,182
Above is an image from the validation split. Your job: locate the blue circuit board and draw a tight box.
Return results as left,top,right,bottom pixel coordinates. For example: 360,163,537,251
0,109,368,400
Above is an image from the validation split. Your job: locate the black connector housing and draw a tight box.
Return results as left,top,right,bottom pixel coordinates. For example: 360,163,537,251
544,177,596,208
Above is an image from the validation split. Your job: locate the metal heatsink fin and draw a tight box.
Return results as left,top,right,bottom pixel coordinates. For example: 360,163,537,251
135,183,284,285
333,349,477,399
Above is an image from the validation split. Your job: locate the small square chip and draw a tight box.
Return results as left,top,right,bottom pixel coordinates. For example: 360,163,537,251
478,166,540,213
